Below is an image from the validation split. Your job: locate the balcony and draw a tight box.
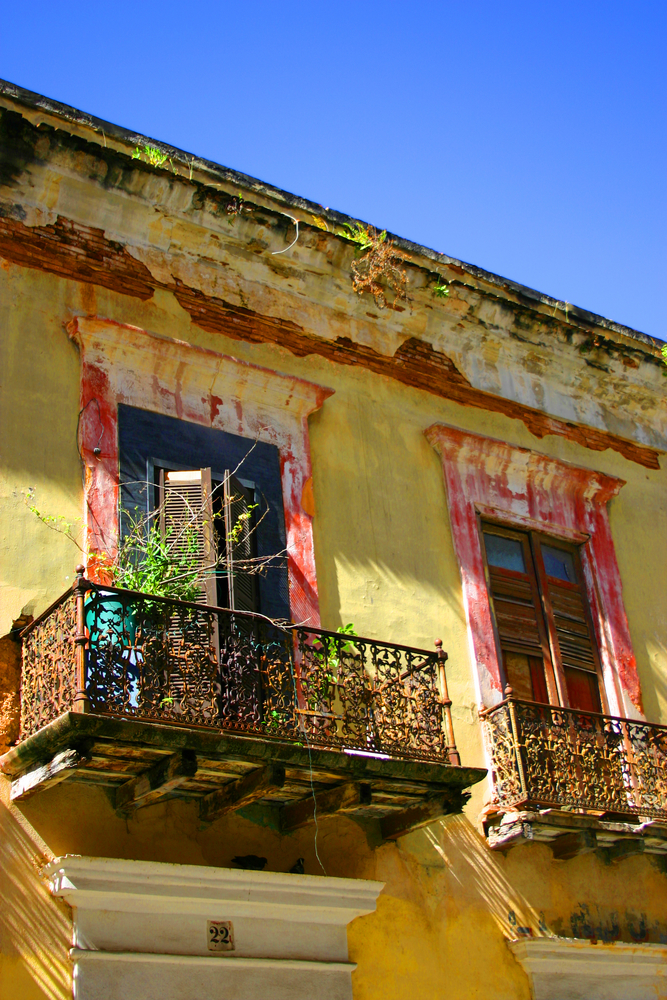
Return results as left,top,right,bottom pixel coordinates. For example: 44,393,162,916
1,573,485,838
483,695,667,859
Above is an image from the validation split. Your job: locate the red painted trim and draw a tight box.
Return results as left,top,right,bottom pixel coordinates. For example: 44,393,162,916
426,423,643,718
68,317,333,627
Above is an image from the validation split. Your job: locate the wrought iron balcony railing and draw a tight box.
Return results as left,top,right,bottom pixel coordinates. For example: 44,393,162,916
19,569,461,766
483,694,667,820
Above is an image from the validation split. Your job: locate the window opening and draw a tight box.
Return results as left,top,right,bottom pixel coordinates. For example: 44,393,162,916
118,406,291,622
481,523,605,712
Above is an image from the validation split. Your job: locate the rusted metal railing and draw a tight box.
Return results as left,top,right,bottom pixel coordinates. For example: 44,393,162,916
19,569,461,765
483,692,667,820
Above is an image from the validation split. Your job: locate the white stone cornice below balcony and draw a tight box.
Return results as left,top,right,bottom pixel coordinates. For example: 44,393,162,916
508,937,667,1000
45,856,384,1000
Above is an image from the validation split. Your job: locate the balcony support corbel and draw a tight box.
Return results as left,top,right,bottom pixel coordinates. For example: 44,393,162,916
115,750,198,815
380,790,465,841
11,745,93,802
603,838,645,863
280,781,372,832
550,829,597,860
199,763,286,823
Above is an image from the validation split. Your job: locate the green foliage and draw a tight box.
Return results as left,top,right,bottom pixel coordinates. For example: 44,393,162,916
320,623,357,676
266,708,291,732
225,504,258,544
340,222,386,253
24,473,269,605
311,623,357,704
113,513,203,602
662,344,667,376
432,279,450,299
24,489,204,601
132,144,171,169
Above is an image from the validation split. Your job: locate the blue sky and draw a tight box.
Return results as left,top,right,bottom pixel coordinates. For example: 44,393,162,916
1,1,665,338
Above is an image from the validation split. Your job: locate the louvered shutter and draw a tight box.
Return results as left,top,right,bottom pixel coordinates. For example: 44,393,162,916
488,567,545,660
161,468,217,606
537,544,603,712
482,529,552,703
223,472,258,614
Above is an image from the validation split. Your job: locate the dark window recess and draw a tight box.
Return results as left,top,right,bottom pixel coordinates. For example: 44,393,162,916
118,404,290,620
481,524,604,712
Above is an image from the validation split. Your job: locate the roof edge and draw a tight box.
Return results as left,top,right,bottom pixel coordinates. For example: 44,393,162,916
0,77,662,353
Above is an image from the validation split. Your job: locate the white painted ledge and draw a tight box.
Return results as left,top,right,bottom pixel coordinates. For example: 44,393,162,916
45,855,381,924
509,937,667,1000
46,856,384,1000
71,949,354,972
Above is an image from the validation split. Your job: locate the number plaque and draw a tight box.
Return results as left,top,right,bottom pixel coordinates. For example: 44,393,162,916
207,920,235,952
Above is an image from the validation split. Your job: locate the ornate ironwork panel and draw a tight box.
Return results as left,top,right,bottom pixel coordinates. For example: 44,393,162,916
484,699,667,820
19,583,449,763
21,594,78,738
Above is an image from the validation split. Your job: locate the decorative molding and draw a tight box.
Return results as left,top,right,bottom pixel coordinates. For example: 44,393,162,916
425,424,641,717
509,937,667,1000
46,856,383,1000
68,317,334,627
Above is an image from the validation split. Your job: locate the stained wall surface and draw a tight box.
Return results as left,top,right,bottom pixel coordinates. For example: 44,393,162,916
0,90,666,999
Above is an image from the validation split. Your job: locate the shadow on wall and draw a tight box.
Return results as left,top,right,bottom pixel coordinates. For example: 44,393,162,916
642,635,667,725
423,813,543,938
406,813,667,944
0,799,71,1000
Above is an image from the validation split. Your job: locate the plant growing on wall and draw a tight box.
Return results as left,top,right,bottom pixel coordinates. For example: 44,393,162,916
24,489,205,601
23,483,264,604
132,144,171,169
341,223,408,309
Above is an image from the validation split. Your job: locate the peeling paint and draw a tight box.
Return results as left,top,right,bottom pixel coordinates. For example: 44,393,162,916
68,316,333,627
426,424,642,716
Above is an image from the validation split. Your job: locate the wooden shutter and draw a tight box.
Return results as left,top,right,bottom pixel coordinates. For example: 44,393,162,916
534,542,604,712
223,472,258,614
481,527,555,704
161,468,217,606
488,567,545,659
481,525,606,711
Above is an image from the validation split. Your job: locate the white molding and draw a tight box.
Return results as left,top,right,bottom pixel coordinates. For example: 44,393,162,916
71,949,354,972
45,855,381,923
46,856,383,1000
509,937,667,1000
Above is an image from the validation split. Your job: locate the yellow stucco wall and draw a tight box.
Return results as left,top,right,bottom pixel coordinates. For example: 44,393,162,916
2,260,665,729
1,98,666,998
1,258,666,998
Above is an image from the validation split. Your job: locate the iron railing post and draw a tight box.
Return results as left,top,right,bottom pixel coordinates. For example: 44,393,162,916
619,717,641,811
505,686,528,804
73,564,91,713
436,639,461,766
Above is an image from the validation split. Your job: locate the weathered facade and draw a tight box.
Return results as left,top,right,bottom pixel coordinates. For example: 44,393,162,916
0,79,666,1000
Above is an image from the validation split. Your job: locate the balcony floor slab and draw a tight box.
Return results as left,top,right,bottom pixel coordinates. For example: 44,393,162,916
1,713,486,835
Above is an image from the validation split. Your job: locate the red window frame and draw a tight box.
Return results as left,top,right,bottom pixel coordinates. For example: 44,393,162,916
426,423,644,719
